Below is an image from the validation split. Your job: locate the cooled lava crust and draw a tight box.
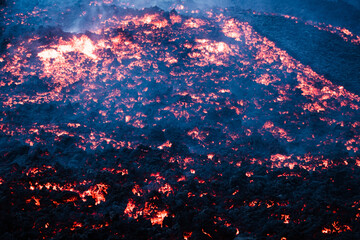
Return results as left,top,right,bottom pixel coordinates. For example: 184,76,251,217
1,6,360,240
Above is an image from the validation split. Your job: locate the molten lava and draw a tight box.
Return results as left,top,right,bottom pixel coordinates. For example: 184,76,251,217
1,3,360,240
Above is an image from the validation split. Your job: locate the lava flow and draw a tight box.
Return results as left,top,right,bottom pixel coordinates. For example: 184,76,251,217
1,2,360,240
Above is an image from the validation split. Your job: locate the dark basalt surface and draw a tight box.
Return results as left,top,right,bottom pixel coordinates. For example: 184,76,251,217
1,142,360,240
237,10,360,95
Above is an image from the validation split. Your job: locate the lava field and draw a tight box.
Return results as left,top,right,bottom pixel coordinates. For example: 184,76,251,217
1,1,360,239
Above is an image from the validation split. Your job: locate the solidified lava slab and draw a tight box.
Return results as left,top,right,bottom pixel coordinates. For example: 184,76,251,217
0,4,360,240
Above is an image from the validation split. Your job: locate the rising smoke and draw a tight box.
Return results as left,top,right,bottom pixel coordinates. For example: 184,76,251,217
1,0,359,35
